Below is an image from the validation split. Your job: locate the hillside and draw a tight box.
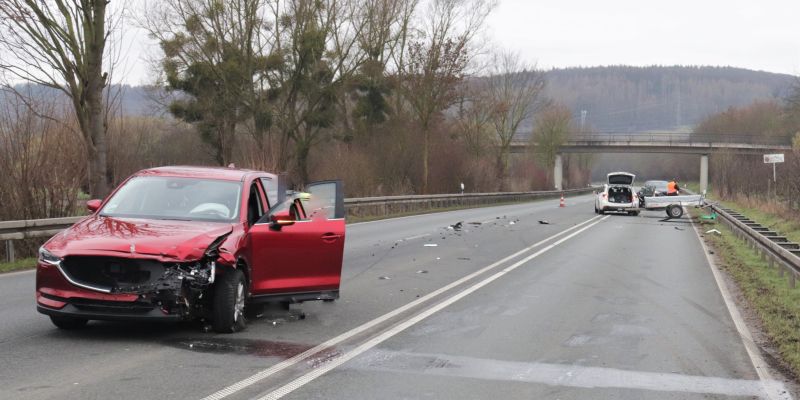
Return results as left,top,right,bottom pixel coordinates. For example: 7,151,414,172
539,66,795,133
3,66,795,134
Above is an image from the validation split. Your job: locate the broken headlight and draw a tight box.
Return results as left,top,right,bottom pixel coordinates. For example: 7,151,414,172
38,247,61,265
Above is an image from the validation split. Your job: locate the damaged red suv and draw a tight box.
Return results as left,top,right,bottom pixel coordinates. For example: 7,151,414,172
36,166,345,333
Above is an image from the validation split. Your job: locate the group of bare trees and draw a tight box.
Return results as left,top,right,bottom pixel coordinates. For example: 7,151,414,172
136,0,508,190
0,0,589,223
694,97,800,204
0,0,114,198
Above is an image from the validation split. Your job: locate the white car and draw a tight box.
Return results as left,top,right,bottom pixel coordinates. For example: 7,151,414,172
595,172,639,216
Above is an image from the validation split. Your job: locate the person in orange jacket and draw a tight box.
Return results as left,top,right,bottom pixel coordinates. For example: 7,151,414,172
667,179,680,196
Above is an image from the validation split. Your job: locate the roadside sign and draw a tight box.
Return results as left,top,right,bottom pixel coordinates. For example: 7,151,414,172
763,153,784,163
763,153,784,186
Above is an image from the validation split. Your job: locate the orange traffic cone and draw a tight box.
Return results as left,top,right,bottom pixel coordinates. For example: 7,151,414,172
559,194,565,208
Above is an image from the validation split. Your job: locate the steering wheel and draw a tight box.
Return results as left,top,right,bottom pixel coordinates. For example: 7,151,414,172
189,203,231,219
190,209,228,218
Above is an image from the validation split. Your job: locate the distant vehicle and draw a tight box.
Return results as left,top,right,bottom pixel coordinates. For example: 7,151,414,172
594,172,639,216
36,166,346,333
637,180,669,206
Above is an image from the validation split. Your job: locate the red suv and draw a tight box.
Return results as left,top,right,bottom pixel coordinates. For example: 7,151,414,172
36,166,346,333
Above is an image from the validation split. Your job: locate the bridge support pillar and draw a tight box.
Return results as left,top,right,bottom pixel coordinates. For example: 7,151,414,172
700,154,709,194
554,153,563,191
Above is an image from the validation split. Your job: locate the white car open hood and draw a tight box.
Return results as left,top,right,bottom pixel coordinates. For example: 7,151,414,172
607,172,635,185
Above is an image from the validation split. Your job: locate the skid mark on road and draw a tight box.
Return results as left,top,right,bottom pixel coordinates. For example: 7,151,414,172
346,349,788,399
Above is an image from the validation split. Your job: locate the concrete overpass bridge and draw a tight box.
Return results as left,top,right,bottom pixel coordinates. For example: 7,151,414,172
509,133,793,192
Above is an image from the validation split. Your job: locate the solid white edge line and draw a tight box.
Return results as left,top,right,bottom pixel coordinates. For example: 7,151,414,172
689,213,791,400
200,215,603,400
255,216,610,400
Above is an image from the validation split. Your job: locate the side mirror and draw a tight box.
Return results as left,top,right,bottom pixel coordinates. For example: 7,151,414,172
87,199,102,213
269,210,295,229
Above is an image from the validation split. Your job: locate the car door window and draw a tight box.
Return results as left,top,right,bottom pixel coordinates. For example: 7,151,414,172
305,181,344,220
260,177,277,209
246,182,266,226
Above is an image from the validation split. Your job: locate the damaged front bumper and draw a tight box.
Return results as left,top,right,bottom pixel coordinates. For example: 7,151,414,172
36,256,218,322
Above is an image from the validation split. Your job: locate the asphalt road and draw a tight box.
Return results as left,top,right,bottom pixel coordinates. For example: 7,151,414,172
0,194,792,399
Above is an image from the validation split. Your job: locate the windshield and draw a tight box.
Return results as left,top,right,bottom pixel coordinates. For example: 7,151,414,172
100,176,242,222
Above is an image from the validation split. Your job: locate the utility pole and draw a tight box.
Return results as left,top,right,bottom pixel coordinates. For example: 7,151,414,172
676,78,682,128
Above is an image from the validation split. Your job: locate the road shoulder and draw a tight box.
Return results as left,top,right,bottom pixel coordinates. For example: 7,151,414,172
691,215,799,399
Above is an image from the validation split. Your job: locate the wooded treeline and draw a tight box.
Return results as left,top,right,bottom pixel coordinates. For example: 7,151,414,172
0,0,594,225
693,89,800,208
541,66,793,134
3,1,796,228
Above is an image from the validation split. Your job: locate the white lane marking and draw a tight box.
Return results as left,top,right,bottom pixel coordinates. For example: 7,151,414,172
0,268,36,279
402,233,430,241
201,215,603,400
690,217,792,400
350,349,785,398
255,216,609,400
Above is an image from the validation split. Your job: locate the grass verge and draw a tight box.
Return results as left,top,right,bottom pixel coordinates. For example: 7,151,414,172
698,215,800,377
716,201,800,245
687,182,800,245
0,257,37,274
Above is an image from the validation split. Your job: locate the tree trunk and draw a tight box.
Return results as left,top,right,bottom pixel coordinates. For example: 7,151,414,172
223,119,237,166
295,139,312,185
495,150,508,191
85,0,109,198
422,127,429,194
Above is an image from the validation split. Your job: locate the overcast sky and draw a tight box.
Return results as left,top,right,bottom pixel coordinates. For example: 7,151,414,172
118,0,800,85
485,0,800,75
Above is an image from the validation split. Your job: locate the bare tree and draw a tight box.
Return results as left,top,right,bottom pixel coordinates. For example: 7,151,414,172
0,0,115,197
455,82,493,158
531,104,572,188
484,50,545,190
140,0,269,166
397,0,495,193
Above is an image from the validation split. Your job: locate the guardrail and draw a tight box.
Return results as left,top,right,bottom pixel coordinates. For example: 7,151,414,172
710,204,800,287
567,133,792,145
0,187,597,263
513,132,792,146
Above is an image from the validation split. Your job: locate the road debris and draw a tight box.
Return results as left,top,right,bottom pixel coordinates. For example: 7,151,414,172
509,221,516,225
468,222,482,226
379,276,391,280
705,229,721,235
538,220,551,225
423,243,438,247
416,270,428,274
447,222,463,231
457,257,471,261
674,227,685,231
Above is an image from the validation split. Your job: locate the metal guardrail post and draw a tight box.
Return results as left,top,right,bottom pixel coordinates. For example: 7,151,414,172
4,240,14,263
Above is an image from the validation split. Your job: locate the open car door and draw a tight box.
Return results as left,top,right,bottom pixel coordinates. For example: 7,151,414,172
248,180,345,299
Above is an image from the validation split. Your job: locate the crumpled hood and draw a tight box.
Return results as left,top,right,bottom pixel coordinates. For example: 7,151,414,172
45,215,234,261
